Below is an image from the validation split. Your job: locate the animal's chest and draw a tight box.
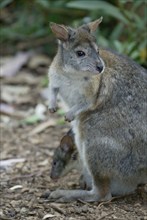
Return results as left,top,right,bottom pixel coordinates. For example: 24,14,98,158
59,78,73,106
58,76,83,108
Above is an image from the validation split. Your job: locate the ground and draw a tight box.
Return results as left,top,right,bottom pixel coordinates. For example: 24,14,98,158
0,53,147,220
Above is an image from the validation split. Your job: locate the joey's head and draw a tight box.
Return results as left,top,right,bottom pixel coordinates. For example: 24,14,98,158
50,17,105,74
50,134,77,181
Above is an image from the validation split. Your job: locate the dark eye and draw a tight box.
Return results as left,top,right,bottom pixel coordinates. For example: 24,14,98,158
76,51,85,57
53,161,57,166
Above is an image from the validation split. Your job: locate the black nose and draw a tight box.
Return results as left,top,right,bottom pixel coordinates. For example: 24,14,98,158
96,65,103,73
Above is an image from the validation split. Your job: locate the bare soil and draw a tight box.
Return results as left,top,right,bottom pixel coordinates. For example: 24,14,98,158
1,122,147,220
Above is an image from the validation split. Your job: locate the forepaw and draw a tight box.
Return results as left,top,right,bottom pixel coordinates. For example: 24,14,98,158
65,111,75,122
48,106,57,113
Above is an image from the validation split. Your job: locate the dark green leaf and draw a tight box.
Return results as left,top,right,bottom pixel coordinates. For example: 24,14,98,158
66,1,128,24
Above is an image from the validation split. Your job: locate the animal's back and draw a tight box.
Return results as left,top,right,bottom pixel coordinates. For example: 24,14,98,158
100,47,147,77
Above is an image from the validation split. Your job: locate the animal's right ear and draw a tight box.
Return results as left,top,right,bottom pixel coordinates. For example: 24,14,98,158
50,22,69,41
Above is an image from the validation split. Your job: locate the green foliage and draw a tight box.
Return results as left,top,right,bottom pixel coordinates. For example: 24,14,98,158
57,109,65,116
0,0,146,66
41,76,49,87
66,0,147,66
22,114,41,125
67,1,128,23
57,118,66,125
0,0,14,8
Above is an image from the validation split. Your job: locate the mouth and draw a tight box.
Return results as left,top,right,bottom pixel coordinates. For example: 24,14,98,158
50,174,59,182
51,177,59,182
82,66,104,75
52,178,58,182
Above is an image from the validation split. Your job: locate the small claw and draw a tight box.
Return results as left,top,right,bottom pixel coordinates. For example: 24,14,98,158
64,112,75,122
64,116,71,122
40,190,51,199
64,116,74,122
49,108,57,113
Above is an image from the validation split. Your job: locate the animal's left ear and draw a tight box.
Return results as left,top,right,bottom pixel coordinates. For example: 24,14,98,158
60,135,74,152
50,22,69,41
87,17,103,32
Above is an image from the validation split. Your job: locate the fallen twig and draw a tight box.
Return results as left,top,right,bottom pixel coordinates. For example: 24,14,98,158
98,212,114,220
29,119,56,136
97,193,136,208
0,158,25,169
2,171,43,182
50,203,65,215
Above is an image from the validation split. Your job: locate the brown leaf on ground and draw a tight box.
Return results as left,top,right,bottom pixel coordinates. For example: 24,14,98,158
0,103,27,118
0,52,32,77
1,85,31,104
29,119,57,136
3,71,41,85
28,54,51,70
0,158,25,169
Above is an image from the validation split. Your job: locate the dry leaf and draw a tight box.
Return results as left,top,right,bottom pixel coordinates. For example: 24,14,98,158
2,85,30,94
43,214,56,219
0,103,27,118
29,119,56,136
29,137,43,144
10,185,23,191
28,54,51,69
0,158,25,169
0,210,5,219
38,159,49,166
1,85,31,104
50,203,65,215
35,103,47,120
0,51,32,77
0,115,10,123
4,71,41,85
0,103,14,114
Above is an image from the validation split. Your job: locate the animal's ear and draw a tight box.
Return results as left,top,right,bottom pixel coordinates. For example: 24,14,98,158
60,135,74,152
87,17,103,32
50,22,69,41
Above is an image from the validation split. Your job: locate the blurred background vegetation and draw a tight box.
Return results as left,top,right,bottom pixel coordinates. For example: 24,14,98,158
0,0,147,67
